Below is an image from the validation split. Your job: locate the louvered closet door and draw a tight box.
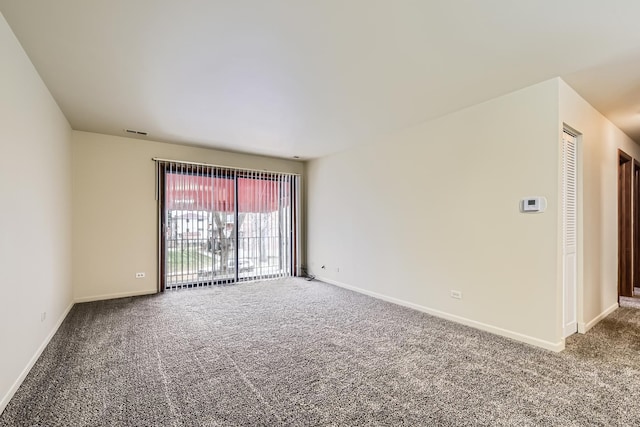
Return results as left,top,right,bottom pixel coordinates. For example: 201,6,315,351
562,131,578,337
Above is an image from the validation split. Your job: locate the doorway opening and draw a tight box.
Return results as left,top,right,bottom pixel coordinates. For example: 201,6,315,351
634,160,640,293
618,150,633,299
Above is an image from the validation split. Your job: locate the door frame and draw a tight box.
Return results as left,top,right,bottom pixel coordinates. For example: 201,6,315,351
618,150,633,298
561,128,579,338
634,160,640,294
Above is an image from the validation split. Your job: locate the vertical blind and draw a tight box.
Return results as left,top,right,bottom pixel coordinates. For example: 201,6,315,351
155,160,300,290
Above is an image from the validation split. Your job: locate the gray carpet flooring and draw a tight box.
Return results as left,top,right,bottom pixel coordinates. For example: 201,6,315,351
619,287,640,309
619,296,640,309
2,278,640,426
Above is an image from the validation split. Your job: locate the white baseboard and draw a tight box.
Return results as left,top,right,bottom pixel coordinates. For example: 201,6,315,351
0,301,74,415
74,289,157,303
317,276,565,353
578,302,619,334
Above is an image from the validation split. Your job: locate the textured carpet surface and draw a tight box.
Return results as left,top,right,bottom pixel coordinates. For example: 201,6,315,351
619,296,640,309
2,278,640,426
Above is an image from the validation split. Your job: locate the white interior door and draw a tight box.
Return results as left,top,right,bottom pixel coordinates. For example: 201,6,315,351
562,130,578,338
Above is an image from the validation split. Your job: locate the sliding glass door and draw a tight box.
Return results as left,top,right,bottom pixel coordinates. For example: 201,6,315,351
157,161,299,290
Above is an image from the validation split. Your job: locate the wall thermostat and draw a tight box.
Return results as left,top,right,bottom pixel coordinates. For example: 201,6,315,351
521,197,546,213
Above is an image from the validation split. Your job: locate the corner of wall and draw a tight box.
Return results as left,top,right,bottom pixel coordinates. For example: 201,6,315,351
559,77,640,335
1,11,74,414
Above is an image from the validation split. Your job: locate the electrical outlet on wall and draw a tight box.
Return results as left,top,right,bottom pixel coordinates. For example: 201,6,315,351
135,272,145,279
450,290,463,299
40,312,46,322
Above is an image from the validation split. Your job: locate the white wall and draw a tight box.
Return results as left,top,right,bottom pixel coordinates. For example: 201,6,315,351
307,79,563,350
72,131,304,302
559,79,640,332
0,12,73,413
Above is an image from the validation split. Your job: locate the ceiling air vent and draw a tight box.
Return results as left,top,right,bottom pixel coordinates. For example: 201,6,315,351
124,129,148,136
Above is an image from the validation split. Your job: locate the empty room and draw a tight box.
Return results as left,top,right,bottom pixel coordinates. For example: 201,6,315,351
3,1,640,425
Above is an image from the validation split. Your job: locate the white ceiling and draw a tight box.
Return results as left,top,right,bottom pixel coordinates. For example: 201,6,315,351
3,1,640,159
